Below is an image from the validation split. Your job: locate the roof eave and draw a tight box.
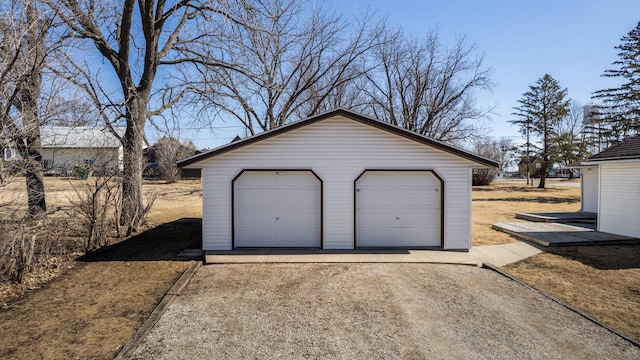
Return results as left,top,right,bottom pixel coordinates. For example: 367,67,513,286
177,108,499,168
583,155,640,163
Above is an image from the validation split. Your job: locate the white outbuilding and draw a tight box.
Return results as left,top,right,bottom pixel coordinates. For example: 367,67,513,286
178,109,498,258
582,135,640,238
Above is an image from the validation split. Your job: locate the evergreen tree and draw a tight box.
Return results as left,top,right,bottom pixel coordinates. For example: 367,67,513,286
592,21,640,142
511,74,570,188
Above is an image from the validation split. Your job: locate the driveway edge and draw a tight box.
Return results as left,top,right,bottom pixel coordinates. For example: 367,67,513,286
482,263,640,348
114,260,202,360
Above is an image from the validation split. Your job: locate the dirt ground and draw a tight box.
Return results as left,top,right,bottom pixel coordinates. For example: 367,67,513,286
1,177,638,358
131,263,639,360
504,245,640,342
472,180,639,341
0,177,202,360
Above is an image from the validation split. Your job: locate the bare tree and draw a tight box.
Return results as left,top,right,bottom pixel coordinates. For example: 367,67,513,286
0,0,55,218
550,101,591,178
495,137,517,173
153,136,197,183
470,137,507,185
44,0,229,234
196,0,378,134
359,28,494,142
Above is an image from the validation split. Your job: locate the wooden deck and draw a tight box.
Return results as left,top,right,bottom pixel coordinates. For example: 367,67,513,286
493,222,639,247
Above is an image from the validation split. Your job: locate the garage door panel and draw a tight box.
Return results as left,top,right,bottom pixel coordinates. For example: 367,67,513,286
279,207,319,223
234,171,321,248
280,190,317,207
356,171,441,248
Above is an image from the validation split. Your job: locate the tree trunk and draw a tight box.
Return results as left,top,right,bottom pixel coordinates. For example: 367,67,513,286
20,137,47,218
538,161,547,189
120,100,146,235
16,134,47,218
12,0,47,218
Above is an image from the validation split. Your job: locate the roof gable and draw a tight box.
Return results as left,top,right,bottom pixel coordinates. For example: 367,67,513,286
586,135,640,162
178,108,498,168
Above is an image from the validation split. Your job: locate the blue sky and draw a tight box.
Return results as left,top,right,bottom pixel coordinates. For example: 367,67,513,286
150,1,640,148
328,0,640,143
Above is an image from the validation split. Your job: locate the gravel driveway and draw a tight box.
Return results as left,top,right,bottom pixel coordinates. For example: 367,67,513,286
131,264,639,359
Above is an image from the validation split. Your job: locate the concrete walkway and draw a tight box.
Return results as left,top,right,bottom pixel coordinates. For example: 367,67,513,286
469,241,544,267
205,250,481,266
198,243,543,267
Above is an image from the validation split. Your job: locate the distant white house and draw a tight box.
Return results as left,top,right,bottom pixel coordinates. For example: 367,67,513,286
40,126,127,174
581,135,640,238
1,126,145,175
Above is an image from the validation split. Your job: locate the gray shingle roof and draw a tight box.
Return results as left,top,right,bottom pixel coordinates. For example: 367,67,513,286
586,135,640,162
41,126,125,148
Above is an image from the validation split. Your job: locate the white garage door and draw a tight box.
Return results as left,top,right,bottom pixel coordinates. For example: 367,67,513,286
356,171,441,247
234,170,321,248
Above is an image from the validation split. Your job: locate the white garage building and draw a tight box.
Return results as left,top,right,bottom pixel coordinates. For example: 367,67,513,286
178,109,497,257
582,135,640,238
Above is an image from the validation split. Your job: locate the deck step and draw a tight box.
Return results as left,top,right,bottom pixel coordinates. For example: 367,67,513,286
515,212,597,224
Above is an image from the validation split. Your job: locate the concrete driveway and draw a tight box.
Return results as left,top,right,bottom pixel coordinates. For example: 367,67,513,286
131,264,638,359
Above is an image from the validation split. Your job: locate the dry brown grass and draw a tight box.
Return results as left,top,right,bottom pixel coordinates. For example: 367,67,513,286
1,176,638,357
472,180,640,341
472,180,580,245
144,179,202,224
0,177,202,359
504,246,640,341
0,176,202,222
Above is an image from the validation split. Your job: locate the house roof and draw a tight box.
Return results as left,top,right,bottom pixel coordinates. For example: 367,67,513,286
517,156,538,165
178,108,499,168
585,135,640,162
41,126,125,148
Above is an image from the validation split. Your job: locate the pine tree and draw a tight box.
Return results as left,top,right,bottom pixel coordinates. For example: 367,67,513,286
592,21,640,142
511,74,570,188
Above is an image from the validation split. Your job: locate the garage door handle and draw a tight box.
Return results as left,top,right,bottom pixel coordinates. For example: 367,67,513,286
396,217,400,220
276,217,280,220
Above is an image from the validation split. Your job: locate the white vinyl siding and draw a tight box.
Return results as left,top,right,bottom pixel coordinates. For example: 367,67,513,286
199,116,478,251
581,167,599,213
598,162,640,238
41,147,122,172
355,171,441,247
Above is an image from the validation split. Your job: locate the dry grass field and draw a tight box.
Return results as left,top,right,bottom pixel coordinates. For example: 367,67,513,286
475,181,639,341
471,179,581,246
504,245,640,342
0,177,202,359
0,177,637,359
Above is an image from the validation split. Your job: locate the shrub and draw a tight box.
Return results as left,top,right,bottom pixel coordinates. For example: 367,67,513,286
473,168,498,186
67,175,121,251
0,219,61,283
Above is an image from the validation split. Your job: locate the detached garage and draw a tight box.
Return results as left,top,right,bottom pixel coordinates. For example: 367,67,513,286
582,135,640,239
178,109,497,258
